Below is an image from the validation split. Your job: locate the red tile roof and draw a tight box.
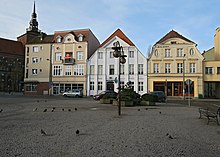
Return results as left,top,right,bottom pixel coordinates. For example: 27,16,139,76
52,29,90,42
99,29,135,48
0,38,24,56
156,30,195,44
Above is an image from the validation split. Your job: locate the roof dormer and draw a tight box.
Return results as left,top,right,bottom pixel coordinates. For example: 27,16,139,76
56,35,62,43
64,33,77,43
78,34,84,42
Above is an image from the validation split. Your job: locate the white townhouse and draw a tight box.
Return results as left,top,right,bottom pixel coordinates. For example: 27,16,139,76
87,29,147,96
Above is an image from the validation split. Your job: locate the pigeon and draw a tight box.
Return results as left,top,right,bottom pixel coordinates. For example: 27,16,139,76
0,109,3,112
53,107,56,110
138,109,140,111
76,129,79,135
159,111,161,114
75,108,77,111
166,133,169,136
41,129,47,136
168,135,174,139
33,108,37,112
145,108,148,110
68,109,71,112
43,109,47,112
62,108,65,111
51,109,54,112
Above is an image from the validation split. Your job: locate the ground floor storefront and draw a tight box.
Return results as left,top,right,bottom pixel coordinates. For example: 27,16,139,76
204,82,220,98
52,83,84,95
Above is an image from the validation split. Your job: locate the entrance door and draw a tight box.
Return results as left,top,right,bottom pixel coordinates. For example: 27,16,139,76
106,81,114,91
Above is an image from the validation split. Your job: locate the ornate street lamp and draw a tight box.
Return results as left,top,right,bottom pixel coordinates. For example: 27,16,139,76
112,41,127,116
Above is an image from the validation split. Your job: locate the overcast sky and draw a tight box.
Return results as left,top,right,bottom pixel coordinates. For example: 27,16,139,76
0,0,219,55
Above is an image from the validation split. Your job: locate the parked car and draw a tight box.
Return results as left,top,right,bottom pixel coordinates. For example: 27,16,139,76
62,90,83,97
93,91,117,100
150,91,166,102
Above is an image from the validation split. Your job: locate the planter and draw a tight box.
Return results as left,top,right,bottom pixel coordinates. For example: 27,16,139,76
140,100,155,106
100,98,114,104
112,100,134,107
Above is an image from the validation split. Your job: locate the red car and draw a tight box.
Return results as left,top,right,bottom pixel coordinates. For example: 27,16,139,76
93,91,117,100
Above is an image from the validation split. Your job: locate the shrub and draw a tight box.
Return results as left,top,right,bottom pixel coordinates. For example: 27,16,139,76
141,93,158,102
198,94,203,99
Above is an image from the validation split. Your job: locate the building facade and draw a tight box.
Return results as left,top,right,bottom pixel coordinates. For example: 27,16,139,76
87,29,147,96
51,29,100,96
203,28,220,98
148,30,204,98
0,38,24,93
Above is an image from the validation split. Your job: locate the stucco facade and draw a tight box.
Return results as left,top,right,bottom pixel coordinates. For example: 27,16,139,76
148,30,204,98
87,29,147,96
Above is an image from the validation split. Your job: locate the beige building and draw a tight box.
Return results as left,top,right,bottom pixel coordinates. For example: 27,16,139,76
148,30,204,98
203,28,220,98
51,29,100,96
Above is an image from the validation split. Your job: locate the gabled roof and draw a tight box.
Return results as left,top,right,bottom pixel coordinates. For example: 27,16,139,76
155,30,195,44
52,29,90,42
0,38,24,56
27,34,54,44
99,29,135,48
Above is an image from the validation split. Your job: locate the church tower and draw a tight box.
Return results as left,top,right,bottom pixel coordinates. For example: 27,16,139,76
27,1,40,32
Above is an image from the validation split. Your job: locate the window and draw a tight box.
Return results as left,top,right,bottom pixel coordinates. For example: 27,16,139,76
177,63,183,73
25,69,28,78
90,82,94,90
129,51,134,58
74,64,84,75
98,65,103,75
64,52,74,64
217,67,220,74
120,64,124,75
129,64,134,74
109,65,114,75
32,69,38,75
177,48,183,57
189,48,194,56
154,63,159,73
56,36,62,43
98,52,103,59
190,63,196,73
98,82,103,90
120,81,125,89
25,83,37,91
55,52,62,61
155,50,158,56
110,51,114,58
78,34,83,41
27,47,29,56
138,82,143,91
65,65,72,76
53,65,62,76
205,67,213,74
165,49,170,57
165,63,171,73
138,64,143,74
90,65,95,75
76,51,83,60
33,46,39,52
32,57,38,63
26,58,29,67
130,81,134,89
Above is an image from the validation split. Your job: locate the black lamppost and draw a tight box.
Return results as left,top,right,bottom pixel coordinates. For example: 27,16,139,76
112,41,127,116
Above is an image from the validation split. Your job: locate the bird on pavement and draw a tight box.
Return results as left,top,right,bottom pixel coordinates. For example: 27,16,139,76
75,108,77,111
76,129,79,135
138,109,140,111
41,129,47,136
0,109,3,112
33,108,37,112
68,109,71,112
159,111,161,114
43,109,47,112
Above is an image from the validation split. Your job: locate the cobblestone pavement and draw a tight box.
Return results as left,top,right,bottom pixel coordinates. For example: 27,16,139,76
0,95,220,157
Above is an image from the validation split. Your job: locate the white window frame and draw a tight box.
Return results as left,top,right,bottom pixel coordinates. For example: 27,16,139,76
205,67,214,75
129,51,134,58
138,82,144,91
177,63,183,73
165,49,170,58
98,81,103,90
90,81,94,90
33,46,39,52
55,52,62,61
129,64,134,74
90,65,95,75
190,63,196,73
165,63,171,73
65,65,72,76
76,51,83,60
32,69,38,75
138,64,143,75
53,65,63,76
74,64,84,76
177,48,183,57
32,57,39,63
98,65,103,75
154,63,159,73
98,52,103,59
109,65,114,75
